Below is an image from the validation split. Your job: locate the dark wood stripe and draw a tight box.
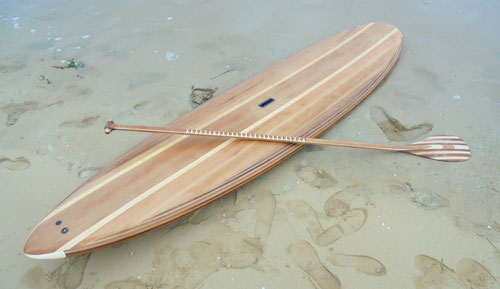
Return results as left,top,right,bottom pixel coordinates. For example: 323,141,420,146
66,28,402,255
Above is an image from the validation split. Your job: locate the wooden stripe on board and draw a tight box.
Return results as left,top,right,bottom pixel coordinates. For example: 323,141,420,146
41,23,375,225
57,27,399,252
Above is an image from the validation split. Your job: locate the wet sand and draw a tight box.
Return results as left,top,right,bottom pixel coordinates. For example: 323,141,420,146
1,0,499,288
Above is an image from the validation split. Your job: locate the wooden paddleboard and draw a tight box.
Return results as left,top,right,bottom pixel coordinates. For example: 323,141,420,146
25,22,402,259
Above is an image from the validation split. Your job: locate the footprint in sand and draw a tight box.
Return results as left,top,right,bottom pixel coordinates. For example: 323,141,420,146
323,183,372,216
324,197,350,218
0,101,39,125
59,115,100,128
295,162,337,189
0,100,63,126
327,252,386,276
456,258,499,289
0,156,30,171
414,254,461,289
186,241,223,280
47,254,91,289
411,191,450,210
288,240,341,289
189,189,276,238
287,200,366,246
252,190,276,238
107,224,263,289
323,184,362,218
211,225,264,269
414,255,499,289
317,209,367,246
19,254,91,289
0,61,25,73
287,200,338,245
370,106,433,142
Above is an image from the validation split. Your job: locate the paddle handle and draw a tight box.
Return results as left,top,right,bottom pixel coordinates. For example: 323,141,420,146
104,121,417,152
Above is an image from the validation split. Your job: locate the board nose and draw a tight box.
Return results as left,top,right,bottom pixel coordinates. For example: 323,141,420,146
24,218,73,259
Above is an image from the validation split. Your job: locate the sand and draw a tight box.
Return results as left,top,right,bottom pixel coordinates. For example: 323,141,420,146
1,0,499,288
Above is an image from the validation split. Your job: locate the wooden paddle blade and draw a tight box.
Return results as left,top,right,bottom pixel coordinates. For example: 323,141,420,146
405,136,470,162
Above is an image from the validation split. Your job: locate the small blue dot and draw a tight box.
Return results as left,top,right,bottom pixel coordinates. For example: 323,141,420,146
55,220,62,226
61,227,69,234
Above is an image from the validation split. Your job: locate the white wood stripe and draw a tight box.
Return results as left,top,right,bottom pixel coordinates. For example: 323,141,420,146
39,136,189,225
411,150,471,155
57,28,398,252
453,145,469,150
58,139,237,251
432,156,470,161
413,140,466,145
41,23,375,224
243,29,399,134
418,145,444,150
426,136,461,140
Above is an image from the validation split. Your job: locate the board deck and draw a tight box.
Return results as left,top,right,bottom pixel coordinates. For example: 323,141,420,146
25,22,402,259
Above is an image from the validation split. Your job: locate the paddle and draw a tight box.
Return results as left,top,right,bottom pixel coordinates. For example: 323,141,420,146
104,121,470,162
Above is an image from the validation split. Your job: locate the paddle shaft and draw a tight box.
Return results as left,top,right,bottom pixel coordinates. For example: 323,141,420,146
104,121,423,152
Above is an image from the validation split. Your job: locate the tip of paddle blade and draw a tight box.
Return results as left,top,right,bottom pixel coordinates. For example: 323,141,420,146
407,135,471,162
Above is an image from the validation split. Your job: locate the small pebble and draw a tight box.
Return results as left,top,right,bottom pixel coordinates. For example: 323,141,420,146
54,37,62,41
487,225,492,230
167,16,173,20
166,51,178,61
79,169,90,178
82,34,90,39
60,59,66,64
74,46,81,50
453,95,461,100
